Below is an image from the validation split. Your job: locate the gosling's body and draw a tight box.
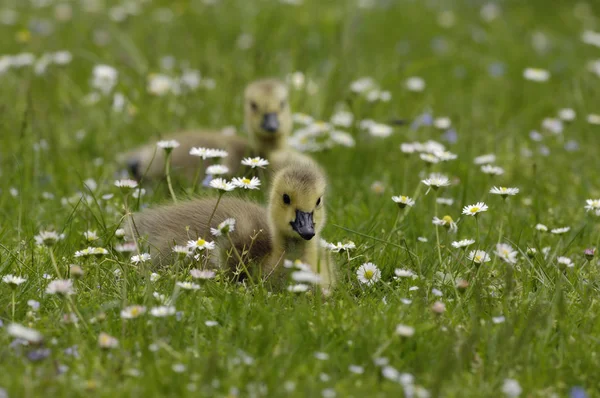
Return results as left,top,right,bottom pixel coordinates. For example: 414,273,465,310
120,78,309,181
121,131,250,181
130,160,336,287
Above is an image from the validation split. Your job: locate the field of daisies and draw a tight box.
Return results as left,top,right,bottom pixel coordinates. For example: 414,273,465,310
3,0,600,396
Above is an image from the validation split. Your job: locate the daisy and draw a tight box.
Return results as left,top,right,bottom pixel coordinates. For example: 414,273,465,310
473,153,496,165
432,215,458,232
452,239,475,249
206,165,229,175
584,199,600,214
120,305,146,319
490,187,519,198
98,332,119,349
210,218,236,236
209,178,235,191
356,262,381,286
420,153,439,164
551,227,570,235
150,273,161,282
467,250,491,264
326,241,356,253
330,110,354,127
580,246,594,259
287,284,310,293
115,228,125,238
176,281,200,290
291,270,322,285
431,301,446,314
83,230,99,242
481,164,504,175
492,316,506,324
421,173,451,189
523,67,550,82
46,279,75,295
587,114,600,125
436,197,454,206
542,118,563,135
131,253,151,264
535,223,548,232
368,123,393,138
115,242,136,253
156,140,180,151
34,230,62,246
232,176,261,190
172,245,190,256
349,365,364,375
558,108,576,121
557,256,574,268
394,269,416,278
205,320,219,327
150,306,176,317
114,179,138,190
405,76,425,92
241,157,269,169
189,147,228,159
74,247,108,257
190,269,216,279
434,151,458,161
186,238,216,252
495,243,518,264
501,379,522,398
391,195,415,208
7,323,43,344
2,275,27,287
395,324,415,337
400,143,416,154
462,202,488,216
433,117,451,130
526,248,537,258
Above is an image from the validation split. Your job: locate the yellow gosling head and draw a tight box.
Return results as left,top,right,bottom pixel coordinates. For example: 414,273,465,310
268,161,327,241
244,78,292,145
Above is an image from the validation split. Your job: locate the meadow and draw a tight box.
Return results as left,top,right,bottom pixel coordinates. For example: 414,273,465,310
2,0,600,396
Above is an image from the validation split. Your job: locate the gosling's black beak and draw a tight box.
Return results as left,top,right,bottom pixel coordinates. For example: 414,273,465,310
290,210,315,240
261,112,279,133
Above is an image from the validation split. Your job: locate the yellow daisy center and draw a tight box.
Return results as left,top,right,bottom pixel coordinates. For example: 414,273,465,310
475,255,482,262
364,270,374,279
242,178,251,185
442,215,453,224
196,239,206,246
469,207,479,213
401,196,407,201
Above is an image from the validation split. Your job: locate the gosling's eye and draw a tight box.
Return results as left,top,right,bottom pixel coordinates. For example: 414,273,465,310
280,100,287,109
316,197,321,206
250,101,258,112
283,194,291,205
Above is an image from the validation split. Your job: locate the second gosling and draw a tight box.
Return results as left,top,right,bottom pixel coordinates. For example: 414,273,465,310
120,78,293,181
131,159,336,287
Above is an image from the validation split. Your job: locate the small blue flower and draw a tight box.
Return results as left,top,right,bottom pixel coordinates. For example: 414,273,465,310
570,387,587,398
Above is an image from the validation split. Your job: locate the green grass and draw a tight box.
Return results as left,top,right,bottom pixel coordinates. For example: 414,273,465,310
2,0,600,396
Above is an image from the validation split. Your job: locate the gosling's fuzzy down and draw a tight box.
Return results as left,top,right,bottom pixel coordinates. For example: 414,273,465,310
120,78,297,181
130,159,335,287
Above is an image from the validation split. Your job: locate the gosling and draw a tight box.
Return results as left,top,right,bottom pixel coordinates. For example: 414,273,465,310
130,159,335,287
120,78,296,181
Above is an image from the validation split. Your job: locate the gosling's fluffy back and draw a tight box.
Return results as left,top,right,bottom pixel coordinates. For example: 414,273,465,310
132,197,271,266
121,130,251,181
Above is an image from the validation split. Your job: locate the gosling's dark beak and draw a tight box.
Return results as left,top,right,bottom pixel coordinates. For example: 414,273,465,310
261,112,279,133
290,210,315,240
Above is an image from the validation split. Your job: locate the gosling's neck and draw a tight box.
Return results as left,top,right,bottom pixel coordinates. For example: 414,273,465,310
271,230,318,265
249,131,288,157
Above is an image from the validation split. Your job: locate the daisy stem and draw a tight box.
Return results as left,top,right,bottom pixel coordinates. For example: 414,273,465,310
206,192,224,236
226,234,254,286
11,290,15,321
191,159,205,194
67,295,90,332
435,193,443,265
164,151,178,203
49,249,63,279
